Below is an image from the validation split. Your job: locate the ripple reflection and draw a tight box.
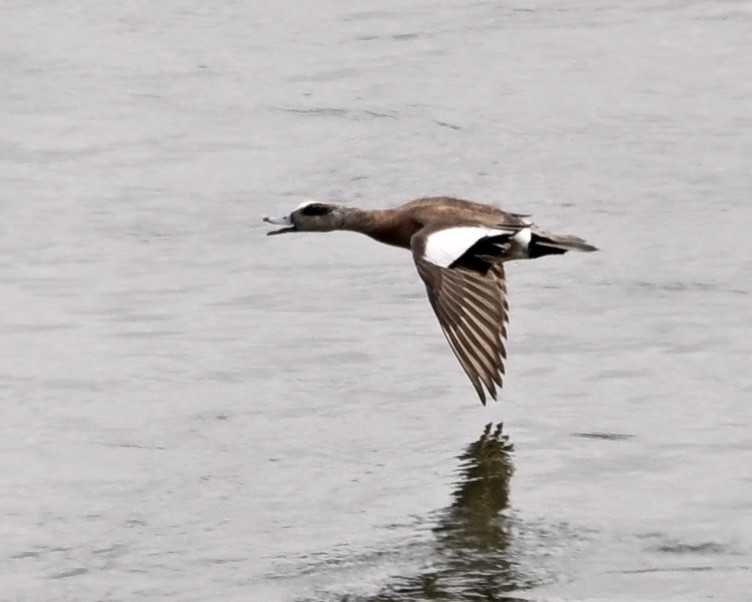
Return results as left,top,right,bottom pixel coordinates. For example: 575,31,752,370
332,423,538,602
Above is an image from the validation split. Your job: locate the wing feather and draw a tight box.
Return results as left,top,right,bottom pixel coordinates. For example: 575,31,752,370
414,253,509,404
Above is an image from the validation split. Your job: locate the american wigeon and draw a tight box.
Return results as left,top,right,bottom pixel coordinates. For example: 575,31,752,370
264,196,596,404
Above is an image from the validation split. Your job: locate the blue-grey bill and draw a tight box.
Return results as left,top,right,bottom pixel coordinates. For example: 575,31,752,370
263,215,296,235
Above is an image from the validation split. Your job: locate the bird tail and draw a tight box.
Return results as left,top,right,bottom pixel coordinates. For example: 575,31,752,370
528,228,598,258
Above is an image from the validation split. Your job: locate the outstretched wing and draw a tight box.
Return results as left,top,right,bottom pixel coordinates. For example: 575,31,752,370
413,228,510,404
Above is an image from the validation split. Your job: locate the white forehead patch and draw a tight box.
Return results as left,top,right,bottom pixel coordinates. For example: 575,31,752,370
424,226,510,268
295,199,320,210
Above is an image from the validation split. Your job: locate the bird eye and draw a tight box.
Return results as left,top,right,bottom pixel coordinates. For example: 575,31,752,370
300,203,331,217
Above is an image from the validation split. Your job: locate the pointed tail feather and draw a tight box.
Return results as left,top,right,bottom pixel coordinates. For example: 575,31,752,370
529,230,598,258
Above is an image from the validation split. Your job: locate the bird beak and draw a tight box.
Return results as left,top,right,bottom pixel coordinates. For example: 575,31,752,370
263,215,296,235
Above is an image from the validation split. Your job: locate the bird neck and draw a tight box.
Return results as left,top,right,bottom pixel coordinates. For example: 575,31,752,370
341,207,417,249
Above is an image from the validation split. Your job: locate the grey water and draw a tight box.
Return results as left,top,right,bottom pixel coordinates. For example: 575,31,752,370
2,1,751,600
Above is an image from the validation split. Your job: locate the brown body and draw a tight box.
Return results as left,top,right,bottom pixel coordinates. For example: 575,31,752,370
339,197,530,249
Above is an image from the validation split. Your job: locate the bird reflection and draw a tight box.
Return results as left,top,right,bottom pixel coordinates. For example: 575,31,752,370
350,422,534,602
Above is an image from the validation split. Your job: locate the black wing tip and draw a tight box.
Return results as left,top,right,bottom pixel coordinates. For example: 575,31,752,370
476,383,500,406
474,382,487,405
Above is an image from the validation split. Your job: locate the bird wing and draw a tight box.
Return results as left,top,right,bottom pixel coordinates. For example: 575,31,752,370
413,247,509,405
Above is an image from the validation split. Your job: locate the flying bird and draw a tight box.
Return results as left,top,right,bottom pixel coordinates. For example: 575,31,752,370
264,197,596,404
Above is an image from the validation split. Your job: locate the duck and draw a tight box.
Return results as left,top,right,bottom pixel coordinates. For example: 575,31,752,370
264,196,596,404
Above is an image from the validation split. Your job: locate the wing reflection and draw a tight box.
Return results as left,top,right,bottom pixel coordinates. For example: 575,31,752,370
354,422,535,601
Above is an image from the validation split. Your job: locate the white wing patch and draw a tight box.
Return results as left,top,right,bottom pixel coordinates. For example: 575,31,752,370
423,226,513,268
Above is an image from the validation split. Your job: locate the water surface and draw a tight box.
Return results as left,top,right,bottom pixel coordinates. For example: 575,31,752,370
1,1,751,600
